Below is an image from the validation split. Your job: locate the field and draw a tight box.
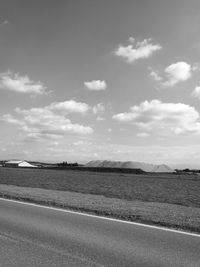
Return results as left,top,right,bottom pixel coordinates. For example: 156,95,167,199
1,167,200,233
0,167,200,207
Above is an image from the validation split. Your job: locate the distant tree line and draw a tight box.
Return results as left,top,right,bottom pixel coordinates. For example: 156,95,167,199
175,169,200,174
57,161,78,167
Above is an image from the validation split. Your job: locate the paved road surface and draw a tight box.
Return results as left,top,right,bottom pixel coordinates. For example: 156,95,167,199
0,198,200,266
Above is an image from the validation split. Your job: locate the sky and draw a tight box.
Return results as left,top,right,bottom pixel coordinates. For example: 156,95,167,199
1,0,200,167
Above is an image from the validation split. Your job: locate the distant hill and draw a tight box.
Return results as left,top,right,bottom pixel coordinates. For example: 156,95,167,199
85,160,173,173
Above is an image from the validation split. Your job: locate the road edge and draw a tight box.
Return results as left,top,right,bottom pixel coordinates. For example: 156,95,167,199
0,196,200,238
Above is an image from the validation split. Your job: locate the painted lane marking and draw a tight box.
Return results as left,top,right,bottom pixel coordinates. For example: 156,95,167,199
0,197,199,238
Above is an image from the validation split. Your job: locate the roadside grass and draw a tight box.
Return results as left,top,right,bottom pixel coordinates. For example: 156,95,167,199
0,184,200,234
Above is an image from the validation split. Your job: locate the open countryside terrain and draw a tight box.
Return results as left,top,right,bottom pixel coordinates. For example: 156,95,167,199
0,167,200,207
1,167,200,233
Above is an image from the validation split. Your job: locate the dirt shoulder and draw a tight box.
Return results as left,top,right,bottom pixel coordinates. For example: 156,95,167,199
0,184,200,234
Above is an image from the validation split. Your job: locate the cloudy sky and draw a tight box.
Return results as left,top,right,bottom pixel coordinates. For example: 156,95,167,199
1,0,200,167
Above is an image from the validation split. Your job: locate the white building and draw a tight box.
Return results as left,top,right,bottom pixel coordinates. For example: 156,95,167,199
4,160,37,168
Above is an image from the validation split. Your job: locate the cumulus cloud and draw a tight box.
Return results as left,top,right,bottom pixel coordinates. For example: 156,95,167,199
96,116,106,121
92,103,105,115
25,132,63,142
150,61,192,87
0,71,47,95
1,100,94,138
0,19,9,25
84,80,107,91
148,67,162,81
18,107,93,135
73,140,85,146
115,37,162,63
0,114,22,125
191,86,200,100
49,100,90,114
113,99,200,135
136,132,150,137
163,62,192,86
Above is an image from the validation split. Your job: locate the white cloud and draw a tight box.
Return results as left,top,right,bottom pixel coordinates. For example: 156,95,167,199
92,103,105,115
16,107,93,135
148,68,162,81
73,140,85,146
115,37,162,63
163,61,192,86
73,140,92,146
0,20,9,25
0,114,22,125
150,62,192,87
112,112,137,122
1,99,97,138
49,100,90,114
136,132,150,137
84,80,107,91
113,99,200,135
192,62,200,71
0,72,47,95
191,86,200,100
25,132,63,141
1,101,94,138
97,116,106,121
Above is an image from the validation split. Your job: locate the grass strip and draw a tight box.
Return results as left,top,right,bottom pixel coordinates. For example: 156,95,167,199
0,184,200,234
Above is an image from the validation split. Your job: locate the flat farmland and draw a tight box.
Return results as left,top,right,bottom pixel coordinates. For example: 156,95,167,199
0,167,200,208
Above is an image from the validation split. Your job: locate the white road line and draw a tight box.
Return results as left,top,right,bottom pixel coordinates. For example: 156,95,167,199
0,197,199,238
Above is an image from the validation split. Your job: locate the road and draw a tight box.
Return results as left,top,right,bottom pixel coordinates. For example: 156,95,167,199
0,198,200,267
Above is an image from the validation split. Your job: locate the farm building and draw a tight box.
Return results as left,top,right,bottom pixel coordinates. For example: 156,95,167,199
4,160,37,168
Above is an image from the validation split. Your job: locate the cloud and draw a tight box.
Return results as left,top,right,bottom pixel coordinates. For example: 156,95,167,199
18,107,93,135
136,132,150,137
113,99,200,135
84,80,107,91
115,37,162,63
191,86,200,100
0,114,22,125
49,100,90,114
150,62,192,87
25,132,63,142
0,71,47,95
97,116,106,121
0,19,9,25
73,140,92,146
163,62,192,86
148,67,162,81
192,63,200,71
1,100,94,138
73,140,85,146
92,103,105,115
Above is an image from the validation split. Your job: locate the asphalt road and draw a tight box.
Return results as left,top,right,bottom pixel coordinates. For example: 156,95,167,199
0,198,200,267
